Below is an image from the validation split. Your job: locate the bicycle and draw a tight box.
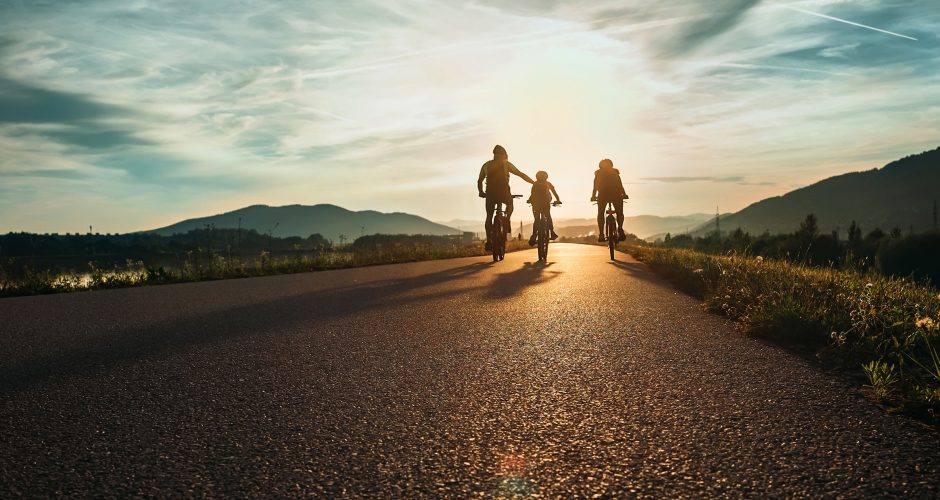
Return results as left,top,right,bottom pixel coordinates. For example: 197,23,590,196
489,195,522,262
594,195,628,261
531,201,562,262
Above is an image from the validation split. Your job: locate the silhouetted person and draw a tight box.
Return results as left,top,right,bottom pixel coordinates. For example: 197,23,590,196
477,145,534,251
527,170,561,245
590,158,628,242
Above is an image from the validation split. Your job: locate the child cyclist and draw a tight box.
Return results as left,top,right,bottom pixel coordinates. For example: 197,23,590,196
527,171,562,246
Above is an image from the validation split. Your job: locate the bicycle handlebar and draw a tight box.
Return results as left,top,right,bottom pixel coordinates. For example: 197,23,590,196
590,195,629,202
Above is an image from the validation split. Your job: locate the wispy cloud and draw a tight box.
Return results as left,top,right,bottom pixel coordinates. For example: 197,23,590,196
640,176,775,186
0,0,937,231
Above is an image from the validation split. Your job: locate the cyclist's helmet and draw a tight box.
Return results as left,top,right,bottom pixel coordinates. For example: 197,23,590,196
493,145,507,157
599,158,613,169
535,171,548,181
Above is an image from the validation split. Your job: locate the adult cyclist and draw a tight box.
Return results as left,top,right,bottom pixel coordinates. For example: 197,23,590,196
590,158,628,242
477,145,535,251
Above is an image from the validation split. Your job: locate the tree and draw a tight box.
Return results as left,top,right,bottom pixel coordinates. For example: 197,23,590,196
798,213,819,240
847,221,862,245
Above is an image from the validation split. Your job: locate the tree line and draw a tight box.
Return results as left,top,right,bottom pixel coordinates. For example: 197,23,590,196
659,214,940,286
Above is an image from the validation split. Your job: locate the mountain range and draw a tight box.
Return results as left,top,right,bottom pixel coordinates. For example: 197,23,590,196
688,146,940,237
440,214,713,240
149,204,460,242
148,146,938,243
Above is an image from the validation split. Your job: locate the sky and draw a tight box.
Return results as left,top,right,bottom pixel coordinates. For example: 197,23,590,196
1,0,938,233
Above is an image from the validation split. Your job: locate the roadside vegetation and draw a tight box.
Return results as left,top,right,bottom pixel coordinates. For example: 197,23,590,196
0,231,529,298
626,244,940,421
659,214,940,286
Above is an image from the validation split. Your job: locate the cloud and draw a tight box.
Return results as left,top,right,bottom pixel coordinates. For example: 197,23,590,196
0,0,938,230
654,0,762,56
640,176,777,186
819,43,860,58
0,168,84,180
0,77,130,124
641,176,744,183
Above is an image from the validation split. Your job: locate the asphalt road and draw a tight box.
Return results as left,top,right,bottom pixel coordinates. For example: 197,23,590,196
1,243,938,497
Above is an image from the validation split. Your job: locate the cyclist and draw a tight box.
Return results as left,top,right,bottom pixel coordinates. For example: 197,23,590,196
527,170,561,246
590,158,628,242
477,145,535,251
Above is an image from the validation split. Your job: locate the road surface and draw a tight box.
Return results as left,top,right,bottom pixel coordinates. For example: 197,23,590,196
1,244,937,497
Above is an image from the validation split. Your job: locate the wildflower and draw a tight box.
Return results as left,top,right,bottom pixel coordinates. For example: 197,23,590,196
865,283,874,288
755,256,764,263
915,317,936,330
693,268,704,274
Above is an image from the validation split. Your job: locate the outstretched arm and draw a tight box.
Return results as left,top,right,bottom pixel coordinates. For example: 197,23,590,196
477,165,486,196
591,172,599,200
549,183,561,203
507,162,535,184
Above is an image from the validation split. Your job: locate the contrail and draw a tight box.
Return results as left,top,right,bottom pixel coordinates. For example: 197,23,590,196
782,5,918,41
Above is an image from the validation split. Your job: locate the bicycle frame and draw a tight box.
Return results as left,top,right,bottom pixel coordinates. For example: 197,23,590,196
489,195,522,262
535,210,549,261
531,201,560,262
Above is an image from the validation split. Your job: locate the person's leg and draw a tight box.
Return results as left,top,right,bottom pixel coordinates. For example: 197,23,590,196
547,209,558,240
596,200,606,241
529,208,538,245
484,199,496,247
505,197,514,233
615,198,626,239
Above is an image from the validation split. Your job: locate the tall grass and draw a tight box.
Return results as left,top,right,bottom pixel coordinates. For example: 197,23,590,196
627,245,940,416
0,241,531,298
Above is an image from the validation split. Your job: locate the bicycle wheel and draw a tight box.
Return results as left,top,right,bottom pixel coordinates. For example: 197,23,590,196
538,218,548,261
491,217,501,262
606,216,616,260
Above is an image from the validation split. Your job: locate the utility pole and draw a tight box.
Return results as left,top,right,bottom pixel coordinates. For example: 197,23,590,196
715,206,720,237
267,222,279,253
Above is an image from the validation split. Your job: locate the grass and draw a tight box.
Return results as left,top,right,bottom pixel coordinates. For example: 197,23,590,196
625,244,940,421
0,240,532,298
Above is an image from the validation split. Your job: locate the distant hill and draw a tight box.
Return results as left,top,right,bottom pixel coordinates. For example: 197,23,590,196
441,214,713,239
690,147,940,237
149,204,460,242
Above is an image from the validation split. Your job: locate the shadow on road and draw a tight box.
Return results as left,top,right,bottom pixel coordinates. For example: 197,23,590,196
484,261,561,300
606,259,672,287
0,261,496,392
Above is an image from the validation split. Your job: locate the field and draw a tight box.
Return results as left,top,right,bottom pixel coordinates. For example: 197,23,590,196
0,240,531,298
626,244,940,420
